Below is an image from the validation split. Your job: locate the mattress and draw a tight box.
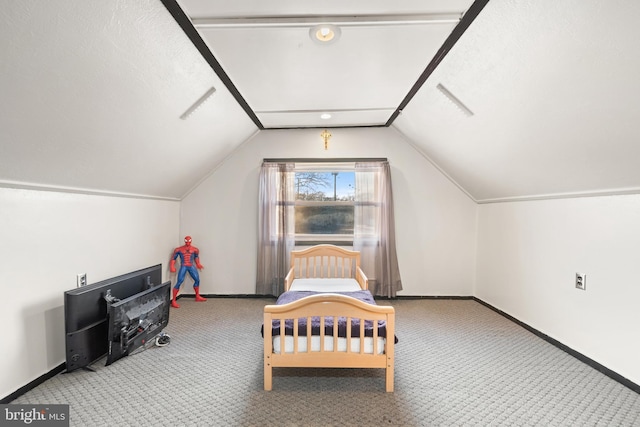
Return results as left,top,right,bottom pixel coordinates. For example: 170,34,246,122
273,335,386,355
289,278,361,292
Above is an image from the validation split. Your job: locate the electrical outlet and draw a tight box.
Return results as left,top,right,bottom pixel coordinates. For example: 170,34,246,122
77,273,87,288
575,273,586,290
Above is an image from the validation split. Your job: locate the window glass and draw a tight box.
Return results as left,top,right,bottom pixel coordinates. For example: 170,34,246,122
295,205,354,234
294,170,355,240
294,171,354,201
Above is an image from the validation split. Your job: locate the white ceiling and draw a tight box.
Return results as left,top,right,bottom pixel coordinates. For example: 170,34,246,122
177,0,473,128
2,0,640,202
395,0,640,202
0,0,257,200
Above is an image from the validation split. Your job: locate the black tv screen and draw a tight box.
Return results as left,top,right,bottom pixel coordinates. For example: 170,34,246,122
64,264,162,372
106,281,171,366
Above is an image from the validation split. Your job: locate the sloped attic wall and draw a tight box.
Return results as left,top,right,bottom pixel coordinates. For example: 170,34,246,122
476,195,640,386
0,188,180,400
178,127,478,296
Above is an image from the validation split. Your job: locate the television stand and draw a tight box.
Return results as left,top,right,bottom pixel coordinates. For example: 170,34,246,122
63,365,96,374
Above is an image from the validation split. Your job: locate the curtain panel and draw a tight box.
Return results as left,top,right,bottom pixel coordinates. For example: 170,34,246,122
353,161,403,297
256,162,295,296
256,159,402,298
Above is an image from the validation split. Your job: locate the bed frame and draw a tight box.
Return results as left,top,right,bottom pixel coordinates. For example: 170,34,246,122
264,245,395,392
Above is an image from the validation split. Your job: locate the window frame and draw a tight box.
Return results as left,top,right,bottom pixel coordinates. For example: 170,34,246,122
293,162,355,245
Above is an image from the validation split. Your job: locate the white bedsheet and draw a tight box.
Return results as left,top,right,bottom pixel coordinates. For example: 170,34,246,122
289,278,361,292
273,335,386,355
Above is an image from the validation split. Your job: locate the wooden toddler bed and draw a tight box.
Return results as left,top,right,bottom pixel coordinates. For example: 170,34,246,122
263,245,396,392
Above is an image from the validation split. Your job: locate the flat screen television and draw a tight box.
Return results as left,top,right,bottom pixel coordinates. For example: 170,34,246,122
64,264,162,372
105,281,171,366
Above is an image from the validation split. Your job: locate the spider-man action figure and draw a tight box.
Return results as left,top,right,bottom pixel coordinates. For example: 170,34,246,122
170,235,206,308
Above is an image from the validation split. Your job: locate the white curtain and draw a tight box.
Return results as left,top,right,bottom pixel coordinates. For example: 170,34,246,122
353,161,403,297
256,162,295,296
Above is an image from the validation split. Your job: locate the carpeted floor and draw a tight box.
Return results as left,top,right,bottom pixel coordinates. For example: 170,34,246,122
10,298,640,426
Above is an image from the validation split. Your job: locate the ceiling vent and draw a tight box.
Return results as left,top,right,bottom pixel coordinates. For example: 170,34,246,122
437,83,473,117
180,87,216,120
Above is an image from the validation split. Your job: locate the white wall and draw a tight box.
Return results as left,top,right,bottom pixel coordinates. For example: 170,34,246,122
476,195,640,385
6,128,640,398
180,127,478,296
0,187,180,399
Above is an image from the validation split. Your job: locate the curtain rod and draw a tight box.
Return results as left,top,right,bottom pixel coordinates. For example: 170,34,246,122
263,158,387,163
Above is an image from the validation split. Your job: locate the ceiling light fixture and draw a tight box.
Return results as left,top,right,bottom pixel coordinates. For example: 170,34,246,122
320,113,332,120
436,83,473,117
309,24,341,45
180,86,216,120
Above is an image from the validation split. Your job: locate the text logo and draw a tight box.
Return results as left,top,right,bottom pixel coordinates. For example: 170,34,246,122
1,405,69,427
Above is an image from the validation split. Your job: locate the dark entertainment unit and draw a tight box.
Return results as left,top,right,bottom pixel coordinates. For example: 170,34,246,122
64,264,169,372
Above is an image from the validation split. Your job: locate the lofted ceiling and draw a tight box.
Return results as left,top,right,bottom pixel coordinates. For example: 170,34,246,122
0,0,258,200
2,0,640,202
171,0,477,128
395,0,640,202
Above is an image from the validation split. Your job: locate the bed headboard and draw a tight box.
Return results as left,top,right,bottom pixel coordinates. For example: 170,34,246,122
285,244,368,290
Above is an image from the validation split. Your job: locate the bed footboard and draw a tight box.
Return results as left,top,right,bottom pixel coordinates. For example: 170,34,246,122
263,293,395,392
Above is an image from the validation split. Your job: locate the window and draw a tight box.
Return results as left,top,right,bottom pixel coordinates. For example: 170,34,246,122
294,164,355,244
257,159,402,297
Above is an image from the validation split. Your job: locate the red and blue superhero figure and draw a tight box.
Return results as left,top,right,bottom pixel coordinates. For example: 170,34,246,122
170,235,206,308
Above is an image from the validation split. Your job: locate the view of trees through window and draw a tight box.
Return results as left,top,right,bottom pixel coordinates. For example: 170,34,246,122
294,171,355,236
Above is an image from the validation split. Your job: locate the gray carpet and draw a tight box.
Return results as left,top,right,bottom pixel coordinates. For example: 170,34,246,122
10,298,640,426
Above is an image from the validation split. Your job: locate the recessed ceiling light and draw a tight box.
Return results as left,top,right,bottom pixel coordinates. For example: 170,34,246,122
320,113,332,120
309,24,341,45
